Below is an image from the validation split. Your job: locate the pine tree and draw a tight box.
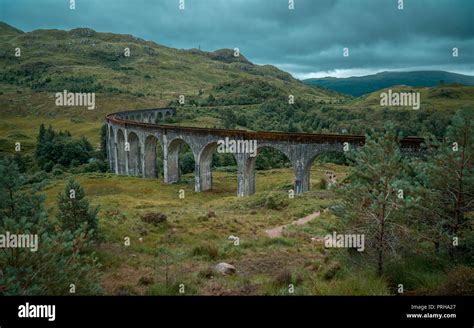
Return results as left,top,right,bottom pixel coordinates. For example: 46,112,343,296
0,158,102,295
335,127,417,276
420,105,474,258
0,158,45,226
57,178,99,236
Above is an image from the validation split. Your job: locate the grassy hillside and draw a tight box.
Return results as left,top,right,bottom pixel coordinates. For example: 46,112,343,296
304,71,474,96
345,84,474,111
0,22,338,120
36,165,396,296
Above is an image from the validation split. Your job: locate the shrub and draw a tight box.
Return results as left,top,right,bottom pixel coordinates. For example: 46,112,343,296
52,167,64,176
434,266,474,296
323,262,341,280
198,267,214,279
273,268,293,286
27,170,48,184
319,177,327,189
140,212,167,225
385,256,447,292
264,192,289,210
192,244,219,260
138,276,154,286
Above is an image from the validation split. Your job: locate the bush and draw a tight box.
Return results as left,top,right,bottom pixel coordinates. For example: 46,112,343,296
179,152,195,175
319,178,327,189
52,167,64,176
273,268,293,286
323,262,341,280
43,160,54,172
80,160,108,173
263,192,289,210
198,267,215,279
385,256,447,292
140,212,167,225
27,170,48,184
192,244,219,260
138,275,154,286
434,266,474,296
36,125,93,170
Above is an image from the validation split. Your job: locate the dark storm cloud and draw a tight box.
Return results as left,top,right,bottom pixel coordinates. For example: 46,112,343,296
1,0,473,78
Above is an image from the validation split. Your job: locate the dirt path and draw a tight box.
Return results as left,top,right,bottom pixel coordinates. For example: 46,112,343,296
264,211,320,238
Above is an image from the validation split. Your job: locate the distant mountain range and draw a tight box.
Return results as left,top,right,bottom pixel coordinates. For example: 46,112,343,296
303,71,474,96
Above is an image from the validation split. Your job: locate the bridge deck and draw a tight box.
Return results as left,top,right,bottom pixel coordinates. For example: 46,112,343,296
106,111,424,148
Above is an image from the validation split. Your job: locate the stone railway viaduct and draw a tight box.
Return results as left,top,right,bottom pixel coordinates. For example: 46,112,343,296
106,108,424,196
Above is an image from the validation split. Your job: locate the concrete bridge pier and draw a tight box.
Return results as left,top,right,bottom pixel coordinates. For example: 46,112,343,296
144,135,158,178
293,159,311,194
107,126,118,174
195,142,217,192
124,129,130,175
163,138,182,184
127,132,141,176
236,153,256,197
139,138,146,178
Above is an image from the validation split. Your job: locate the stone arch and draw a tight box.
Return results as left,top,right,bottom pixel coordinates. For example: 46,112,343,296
116,128,126,175
300,144,347,191
238,144,291,196
127,131,141,176
165,138,195,184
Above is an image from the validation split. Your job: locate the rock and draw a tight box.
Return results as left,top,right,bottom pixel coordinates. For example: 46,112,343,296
215,262,236,275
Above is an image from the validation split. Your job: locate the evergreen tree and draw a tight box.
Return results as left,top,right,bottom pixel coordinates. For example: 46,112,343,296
221,110,237,129
207,94,216,106
0,158,45,226
419,106,474,258
0,158,101,295
57,178,99,237
335,128,417,276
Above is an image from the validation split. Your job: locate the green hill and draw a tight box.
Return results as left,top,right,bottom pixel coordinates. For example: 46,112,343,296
304,71,474,96
345,84,474,111
0,22,338,120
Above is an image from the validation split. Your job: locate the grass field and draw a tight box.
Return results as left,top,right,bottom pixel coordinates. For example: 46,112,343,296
34,163,395,296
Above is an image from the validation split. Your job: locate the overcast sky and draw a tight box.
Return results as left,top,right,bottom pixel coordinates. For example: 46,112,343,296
1,0,473,79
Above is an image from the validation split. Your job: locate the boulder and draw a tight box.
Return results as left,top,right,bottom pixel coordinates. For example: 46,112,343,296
215,262,236,275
